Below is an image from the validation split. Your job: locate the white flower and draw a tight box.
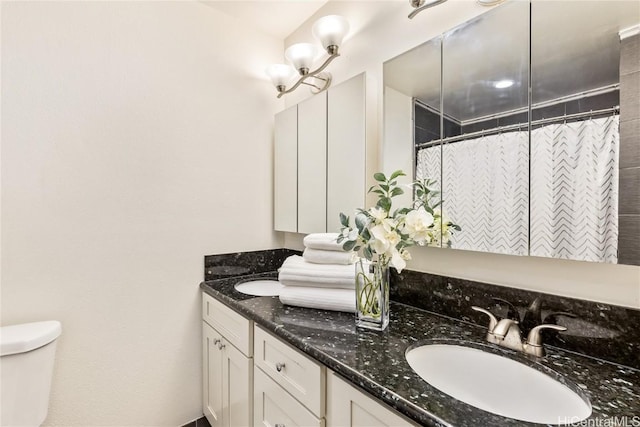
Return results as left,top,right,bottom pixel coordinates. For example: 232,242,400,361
390,247,406,272
370,223,400,255
369,206,387,221
404,207,435,245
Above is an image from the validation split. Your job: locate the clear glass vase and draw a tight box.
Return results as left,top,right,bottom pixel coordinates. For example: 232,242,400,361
355,259,390,331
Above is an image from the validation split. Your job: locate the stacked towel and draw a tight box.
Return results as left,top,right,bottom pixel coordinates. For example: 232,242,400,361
278,233,358,313
302,232,357,265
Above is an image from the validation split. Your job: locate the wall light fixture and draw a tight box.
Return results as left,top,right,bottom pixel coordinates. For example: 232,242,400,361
266,15,349,98
408,0,448,19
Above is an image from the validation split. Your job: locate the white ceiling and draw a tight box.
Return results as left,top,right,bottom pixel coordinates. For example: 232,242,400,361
200,0,328,39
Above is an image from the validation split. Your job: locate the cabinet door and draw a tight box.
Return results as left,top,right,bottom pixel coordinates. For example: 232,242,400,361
254,366,321,427
327,73,366,232
274,105,298,232
326,372,416,427
298,92,327,233
203,323,224,427
222,340,253,427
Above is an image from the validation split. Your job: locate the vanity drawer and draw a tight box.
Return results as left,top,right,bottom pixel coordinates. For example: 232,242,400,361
202,292,253,357
254,366,322,427
254,325,325,417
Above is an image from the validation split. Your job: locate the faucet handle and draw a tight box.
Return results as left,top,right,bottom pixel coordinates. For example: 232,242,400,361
526,324,567,347
471,306,498,331
492,318,519,339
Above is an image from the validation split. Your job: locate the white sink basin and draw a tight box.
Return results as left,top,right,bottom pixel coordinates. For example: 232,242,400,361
406,344,591,424
234,280,284,297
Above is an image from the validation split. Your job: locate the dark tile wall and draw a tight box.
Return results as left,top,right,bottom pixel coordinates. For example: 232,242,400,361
414,102,461,145
390,269,640,369
619,33,640,265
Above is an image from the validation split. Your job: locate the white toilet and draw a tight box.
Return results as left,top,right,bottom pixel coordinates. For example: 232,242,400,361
1,321,62,427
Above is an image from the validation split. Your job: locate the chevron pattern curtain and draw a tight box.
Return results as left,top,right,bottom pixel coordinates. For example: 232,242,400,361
530,115,619,263
416,131,530,255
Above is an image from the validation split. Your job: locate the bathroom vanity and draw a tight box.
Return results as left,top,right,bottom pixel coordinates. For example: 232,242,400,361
200,250,640,427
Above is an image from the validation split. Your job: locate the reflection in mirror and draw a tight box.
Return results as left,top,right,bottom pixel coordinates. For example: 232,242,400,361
531,1,639,265
439,1,530,255
383,37,442,246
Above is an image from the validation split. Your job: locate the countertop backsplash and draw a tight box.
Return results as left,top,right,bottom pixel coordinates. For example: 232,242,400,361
390,269,640,370
204,248,639,369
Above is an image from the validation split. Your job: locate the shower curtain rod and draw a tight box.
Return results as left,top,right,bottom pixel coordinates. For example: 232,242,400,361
416,105,620,149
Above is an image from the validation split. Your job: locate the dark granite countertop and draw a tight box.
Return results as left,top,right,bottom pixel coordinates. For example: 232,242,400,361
200,272,640,427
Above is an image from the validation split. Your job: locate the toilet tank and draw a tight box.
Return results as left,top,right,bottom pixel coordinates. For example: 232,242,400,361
1,321,62,427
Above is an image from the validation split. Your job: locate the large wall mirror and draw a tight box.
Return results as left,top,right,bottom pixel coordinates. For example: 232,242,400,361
383,0,640,265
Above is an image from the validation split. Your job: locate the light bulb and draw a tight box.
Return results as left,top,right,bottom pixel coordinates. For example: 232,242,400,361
265,64,294,89
285,43,319,74
312,15,349,53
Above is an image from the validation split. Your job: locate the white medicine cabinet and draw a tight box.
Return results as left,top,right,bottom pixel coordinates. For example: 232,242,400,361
274,72,367,234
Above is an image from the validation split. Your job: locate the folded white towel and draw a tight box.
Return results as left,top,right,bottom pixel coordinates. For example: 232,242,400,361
279,287,355,313
278,274,355,289
303,233,345,252
278,255,357,288
303,248,357,265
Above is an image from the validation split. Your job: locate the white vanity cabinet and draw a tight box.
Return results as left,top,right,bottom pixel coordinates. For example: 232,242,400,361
326,372,418,427
253,325,325,427
202,293,253,427
273,72,367,234
202,292,418,427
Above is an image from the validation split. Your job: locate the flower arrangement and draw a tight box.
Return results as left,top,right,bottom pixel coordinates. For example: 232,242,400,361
337,170,460,273
338,170,459,330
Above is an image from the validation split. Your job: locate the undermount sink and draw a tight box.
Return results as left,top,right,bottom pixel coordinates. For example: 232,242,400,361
406,344,592,424
234,280,284,297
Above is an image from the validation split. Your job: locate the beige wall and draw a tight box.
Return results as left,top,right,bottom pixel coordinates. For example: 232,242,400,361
1,2,282,425
282,0,640,309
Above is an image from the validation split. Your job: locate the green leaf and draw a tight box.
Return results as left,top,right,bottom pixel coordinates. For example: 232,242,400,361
355,213,367,232
380,184,389,192
389,170,405,180
339,212,349,227
363,245,373,260
378,197,391,212
343,240,357,251
361,228,371,241
390,187,404,197
373,172,386,182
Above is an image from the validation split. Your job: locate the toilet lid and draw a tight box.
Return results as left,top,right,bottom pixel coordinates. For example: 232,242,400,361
1,321,62,356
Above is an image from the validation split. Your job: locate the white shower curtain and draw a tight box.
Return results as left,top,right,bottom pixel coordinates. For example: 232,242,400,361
530,115,619,263
415,115,619,262
417,131,529,255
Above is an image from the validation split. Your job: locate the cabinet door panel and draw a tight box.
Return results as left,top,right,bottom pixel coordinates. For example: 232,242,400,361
203,323,224,427
254,326,324,417
326,372,416,427
298,93,327,233
327,73,366,232
254,366,321,427
202,292,253,357
274,105,298,232
223,341,252,427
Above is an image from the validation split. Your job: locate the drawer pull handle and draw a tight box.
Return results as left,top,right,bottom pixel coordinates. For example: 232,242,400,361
275,424,285,427
213,338,220,345
275,362,285,372
218,342,225,350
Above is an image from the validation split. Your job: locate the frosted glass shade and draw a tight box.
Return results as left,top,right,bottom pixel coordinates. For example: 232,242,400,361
265,64,294,87
312,15,349,50
285,43,318,72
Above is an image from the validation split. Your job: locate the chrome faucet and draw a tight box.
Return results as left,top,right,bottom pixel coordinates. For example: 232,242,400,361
471,306,567,357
